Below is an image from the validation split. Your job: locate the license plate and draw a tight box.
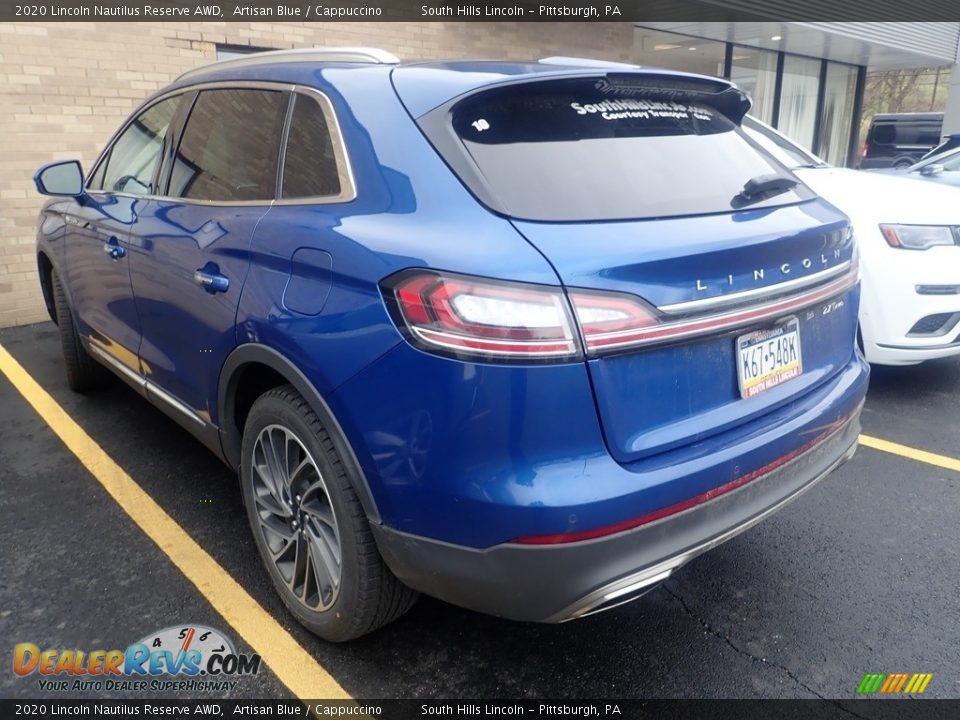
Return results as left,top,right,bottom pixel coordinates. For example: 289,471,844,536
736,319,803,399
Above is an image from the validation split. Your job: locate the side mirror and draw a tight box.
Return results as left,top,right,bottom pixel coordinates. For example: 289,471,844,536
920,164,944,177
34,160,85,197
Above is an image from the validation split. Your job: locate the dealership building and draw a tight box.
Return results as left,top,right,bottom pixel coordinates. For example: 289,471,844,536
1,20,959,327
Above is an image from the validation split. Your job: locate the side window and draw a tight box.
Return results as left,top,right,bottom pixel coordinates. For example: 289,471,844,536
87,155,107,191
917,125,942,146
941,153,960,172
97,96,180,195
871,123,895,146
281,94,343,199
895,124,919,145
168,88,287,202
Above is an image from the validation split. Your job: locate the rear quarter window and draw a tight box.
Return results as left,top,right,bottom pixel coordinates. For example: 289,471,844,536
428,78,811,222
281,93,342,199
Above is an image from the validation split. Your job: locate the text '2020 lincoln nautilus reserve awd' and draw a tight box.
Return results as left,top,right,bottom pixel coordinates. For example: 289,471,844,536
33,49,868,641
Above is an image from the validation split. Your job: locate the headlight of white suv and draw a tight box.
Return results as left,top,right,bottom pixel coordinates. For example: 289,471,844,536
880,224,959,250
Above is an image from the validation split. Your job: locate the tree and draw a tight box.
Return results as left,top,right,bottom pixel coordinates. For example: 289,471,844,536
858,66,952,146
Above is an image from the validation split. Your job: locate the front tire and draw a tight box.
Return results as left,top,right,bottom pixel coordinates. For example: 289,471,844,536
51,270,112,392
240,385,417,642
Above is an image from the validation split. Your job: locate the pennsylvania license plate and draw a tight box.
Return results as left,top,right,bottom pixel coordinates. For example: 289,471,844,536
736,318,803,399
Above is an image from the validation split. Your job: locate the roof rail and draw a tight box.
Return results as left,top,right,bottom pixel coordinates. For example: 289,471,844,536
177,47,400,81
538,56,640,69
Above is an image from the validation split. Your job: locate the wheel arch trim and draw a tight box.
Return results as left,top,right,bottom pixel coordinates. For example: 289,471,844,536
218,343,381,524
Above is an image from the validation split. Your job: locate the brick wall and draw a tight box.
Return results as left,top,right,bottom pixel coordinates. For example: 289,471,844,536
0,20,635,328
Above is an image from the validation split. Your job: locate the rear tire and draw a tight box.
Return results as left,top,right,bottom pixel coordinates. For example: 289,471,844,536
240,385,417,642
51,270,112,392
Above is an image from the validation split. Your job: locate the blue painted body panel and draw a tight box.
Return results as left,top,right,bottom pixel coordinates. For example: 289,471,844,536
330,338,867,547
512,201,858,463
35,58,870,554
236,66,564,397
128,198,269,422
61,195,143,373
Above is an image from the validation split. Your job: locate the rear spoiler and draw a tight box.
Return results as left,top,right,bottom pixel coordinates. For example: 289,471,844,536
599,72,752,124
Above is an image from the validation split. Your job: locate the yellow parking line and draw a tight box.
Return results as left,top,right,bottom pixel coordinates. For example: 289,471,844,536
0,345,350,700
859,434,960,474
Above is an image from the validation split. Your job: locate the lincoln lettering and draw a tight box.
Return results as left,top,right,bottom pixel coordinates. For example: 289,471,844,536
695,249,843,292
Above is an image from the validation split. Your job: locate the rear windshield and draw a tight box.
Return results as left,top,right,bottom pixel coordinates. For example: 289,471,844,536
442,79,810,221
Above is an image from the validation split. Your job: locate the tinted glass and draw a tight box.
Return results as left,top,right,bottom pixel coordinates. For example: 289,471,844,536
896,125,923,145
169,89,287,202
742,117,824,169
87,154,107,191
874,121,942,148
98,97,179,195
924,137,960,160
281,94,341,199
870,123,896,146
451,79,806,221
916,125,942,146
939,150,960,171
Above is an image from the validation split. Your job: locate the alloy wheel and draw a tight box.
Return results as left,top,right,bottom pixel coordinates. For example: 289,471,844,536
251,424,342,611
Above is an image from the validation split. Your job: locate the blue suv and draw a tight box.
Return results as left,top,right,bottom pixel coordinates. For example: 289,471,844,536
34,49,869,641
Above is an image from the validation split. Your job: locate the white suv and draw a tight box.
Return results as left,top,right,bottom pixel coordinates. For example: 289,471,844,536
744,116,960,366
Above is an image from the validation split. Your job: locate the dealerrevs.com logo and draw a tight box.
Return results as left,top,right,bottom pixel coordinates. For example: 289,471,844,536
856,672,934,695
13,625,261,693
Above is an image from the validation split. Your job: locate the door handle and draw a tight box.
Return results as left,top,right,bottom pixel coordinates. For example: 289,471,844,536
102,240,126,260
194,268,229,294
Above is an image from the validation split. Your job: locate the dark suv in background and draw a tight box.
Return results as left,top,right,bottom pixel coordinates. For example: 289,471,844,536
859,112,943,169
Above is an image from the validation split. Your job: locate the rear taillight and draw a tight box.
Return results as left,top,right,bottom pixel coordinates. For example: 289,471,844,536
384,256,858,362
568,291,660,354
569,257,858,353
385,271,579,360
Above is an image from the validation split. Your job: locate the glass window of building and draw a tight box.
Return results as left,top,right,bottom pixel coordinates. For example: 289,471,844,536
777,55,822,151
729,46,779,124
633,28,726,77
629,27,864,168
818,62,858,166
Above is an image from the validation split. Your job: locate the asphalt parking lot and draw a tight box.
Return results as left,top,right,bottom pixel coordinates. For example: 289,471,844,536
1,321,959,701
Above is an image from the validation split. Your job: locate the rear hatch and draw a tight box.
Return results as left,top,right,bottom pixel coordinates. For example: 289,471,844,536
408,69,859,464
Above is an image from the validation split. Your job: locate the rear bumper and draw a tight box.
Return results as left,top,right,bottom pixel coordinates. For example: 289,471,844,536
372,408,861,622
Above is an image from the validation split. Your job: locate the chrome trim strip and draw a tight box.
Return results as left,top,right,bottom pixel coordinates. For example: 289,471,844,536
556,435,859,622
145,381,206,427
915,284,960,295
660,261,851,315
88,344,145,388
586,268,858,353
411,326,578,358
88,343,206,427
275,86,358,205
877,339,960,350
